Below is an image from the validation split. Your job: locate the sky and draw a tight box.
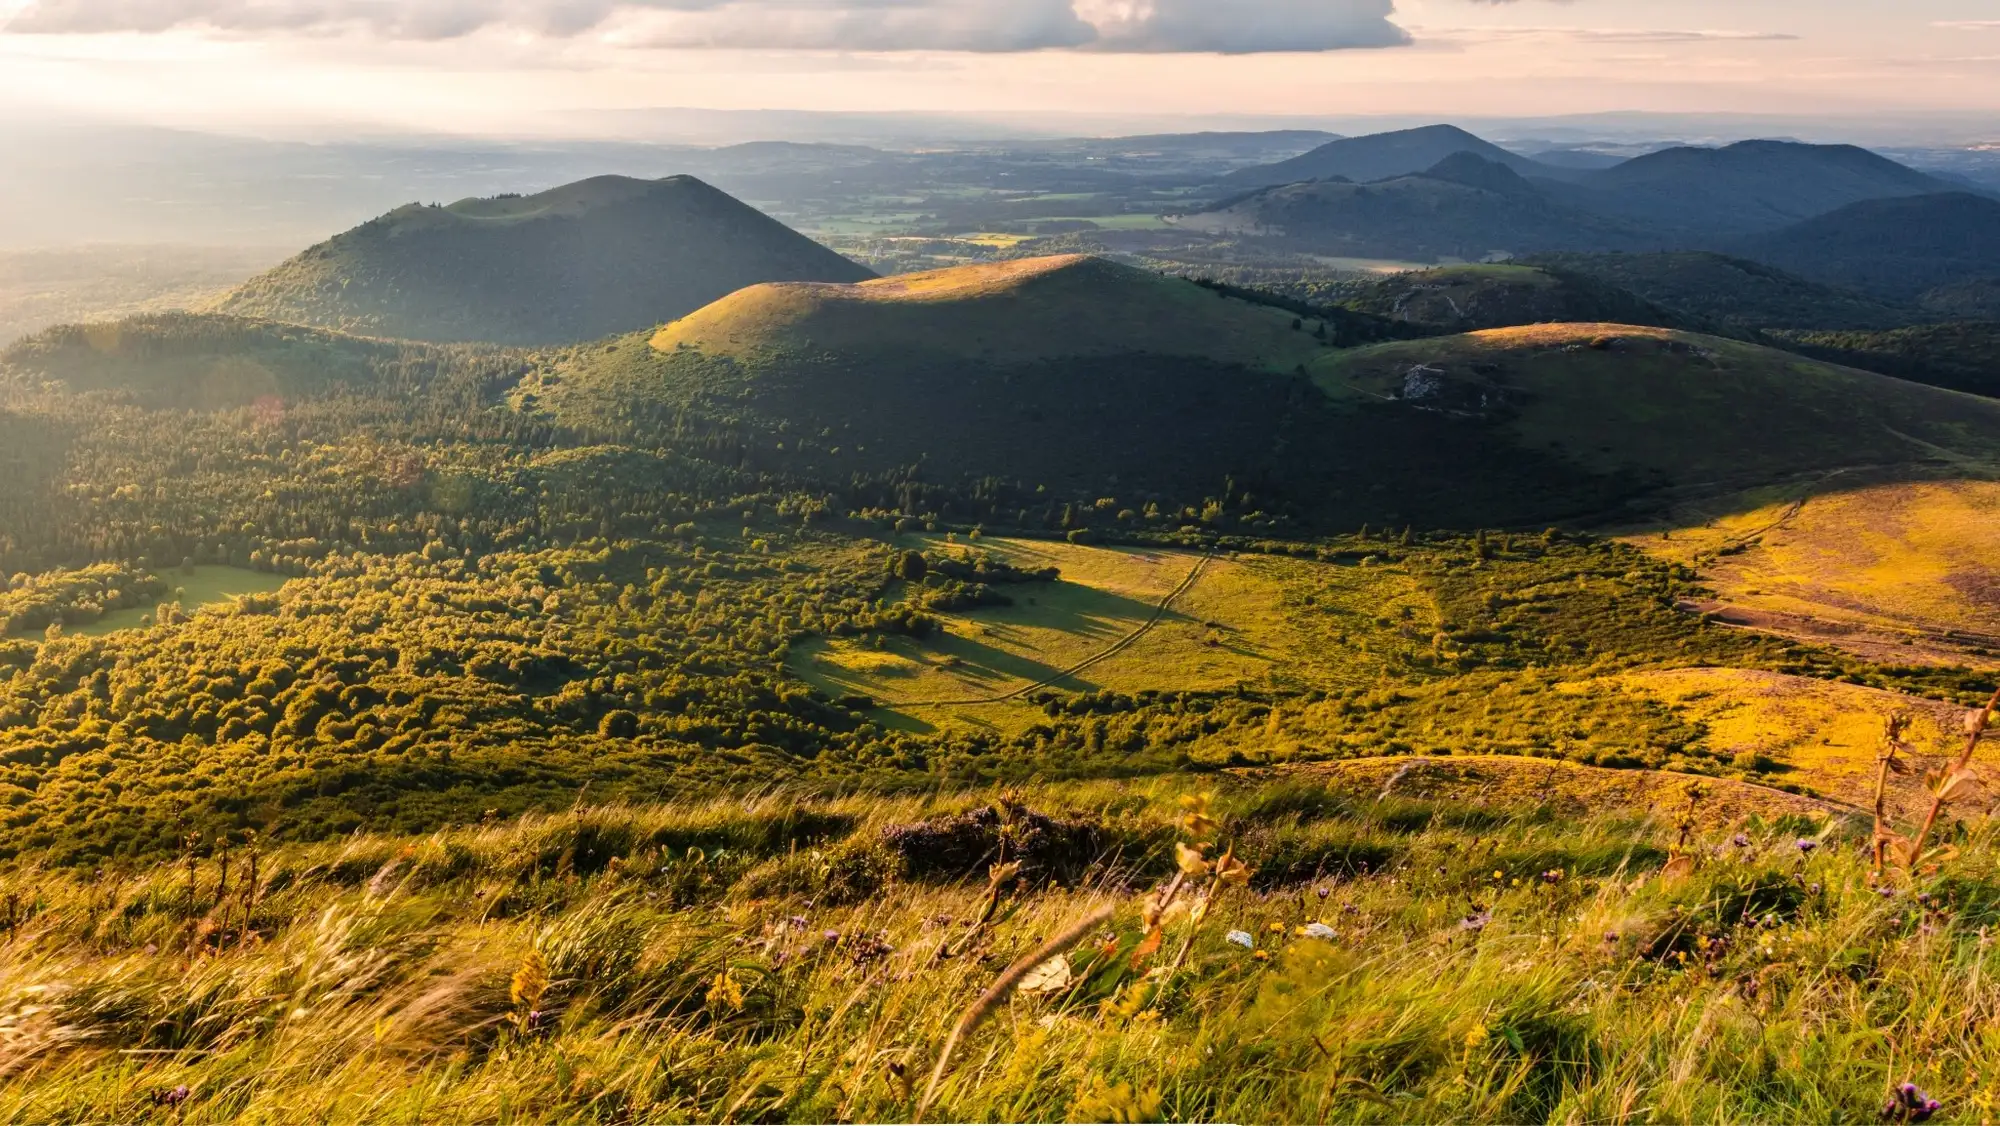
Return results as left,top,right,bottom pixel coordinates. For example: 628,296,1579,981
2,0,2000,138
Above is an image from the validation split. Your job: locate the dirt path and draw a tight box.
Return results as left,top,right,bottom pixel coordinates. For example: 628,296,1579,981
905,551,1216,708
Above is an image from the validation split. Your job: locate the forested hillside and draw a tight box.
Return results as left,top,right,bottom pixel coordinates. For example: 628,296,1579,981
214,176,874,346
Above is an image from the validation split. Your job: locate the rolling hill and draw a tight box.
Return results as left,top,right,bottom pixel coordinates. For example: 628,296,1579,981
1180,156,1658,262
651,254,1325,368
212,175,874,346
0,312,520,409
1550,140,1960,236
1772,321,2000,399
1313,323,2000,492
539,256,2000,528
1521,252,1918,333
1733,192,2000,299
1338,263,1690,333
1219,124,1570,189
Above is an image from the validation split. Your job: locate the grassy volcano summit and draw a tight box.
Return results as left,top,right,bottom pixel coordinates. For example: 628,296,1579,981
214,175,873,347
541,257,2000,528
653,254,1325,369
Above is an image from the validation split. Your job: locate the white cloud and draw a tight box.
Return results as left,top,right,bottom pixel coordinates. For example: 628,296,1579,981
3,0,1410,52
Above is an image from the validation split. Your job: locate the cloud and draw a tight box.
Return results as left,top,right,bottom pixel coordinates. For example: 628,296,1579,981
1935,21,2000,31
624,0,1097,52
1079,0,1407,53
1416,24,1797,45
3,0,1410,52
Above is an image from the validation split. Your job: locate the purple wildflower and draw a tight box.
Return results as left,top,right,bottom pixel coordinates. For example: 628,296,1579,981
1883,1082,1941,1123
1796,838,1819,854
1460,909,1493,933
150,1086,190,1108
1732,833,1751,848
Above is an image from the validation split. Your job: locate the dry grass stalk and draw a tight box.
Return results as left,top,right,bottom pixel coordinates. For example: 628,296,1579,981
915,900,1116,1120
1906,687,2000,870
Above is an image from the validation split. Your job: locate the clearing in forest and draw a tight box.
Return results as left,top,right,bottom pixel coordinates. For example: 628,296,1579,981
788,537,1391,734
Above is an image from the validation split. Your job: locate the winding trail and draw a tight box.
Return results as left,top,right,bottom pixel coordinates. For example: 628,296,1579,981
903,550,1216,709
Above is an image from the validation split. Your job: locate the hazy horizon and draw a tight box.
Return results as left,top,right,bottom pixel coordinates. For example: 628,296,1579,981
4,1,2000,141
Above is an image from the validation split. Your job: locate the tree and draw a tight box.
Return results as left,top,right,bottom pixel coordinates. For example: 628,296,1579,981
892,551,928,582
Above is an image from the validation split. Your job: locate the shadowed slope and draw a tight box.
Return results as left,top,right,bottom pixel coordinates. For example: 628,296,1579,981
215,175,874,346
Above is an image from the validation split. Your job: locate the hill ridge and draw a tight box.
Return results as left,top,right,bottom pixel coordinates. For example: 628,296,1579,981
213,175,874,347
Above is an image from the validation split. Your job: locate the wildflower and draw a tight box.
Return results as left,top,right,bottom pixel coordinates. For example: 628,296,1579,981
1315,886,1330,900
1463,1025,1490,1049
1267,921,1286,934
1492,870,1505,881
1460,909,1493,933
1732,833,1751,848
1302,922,1338,940
1541,868,1565,884
1225,929,1255,949
151,1086,191,1108
1883,1082,1942,1123
822,929,842,943
1796,838,1819,854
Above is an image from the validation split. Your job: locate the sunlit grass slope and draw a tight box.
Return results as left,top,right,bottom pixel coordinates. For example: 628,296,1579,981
20,766,2000,1124
1617,667,1974,813
1636,478,2000,664
652,254,1327,370
1317,323,2000,492
789,537,1336,734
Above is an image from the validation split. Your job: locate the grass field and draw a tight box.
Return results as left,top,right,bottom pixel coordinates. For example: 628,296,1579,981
1615,667,1973,813
22,766,2000,1123
1634,479,2000,665
72,566,286,637
789,539,1301,733
1316,324,2000,492
655,255,1327,370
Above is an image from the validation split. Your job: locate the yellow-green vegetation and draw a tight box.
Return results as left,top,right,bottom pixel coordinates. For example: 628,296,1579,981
1615,668,1972,813
791,538,1311,732
21,772,2000,1123
1317,323,2000,489
653,255,1326,370
1637,479,2000,665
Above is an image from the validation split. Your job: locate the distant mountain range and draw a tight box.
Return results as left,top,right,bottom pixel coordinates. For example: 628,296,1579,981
1201,127,1984,270
211,175,874,346
1220,125,1585,189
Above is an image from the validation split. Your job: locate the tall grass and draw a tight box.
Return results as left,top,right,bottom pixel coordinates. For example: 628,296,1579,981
0,774,1995,1123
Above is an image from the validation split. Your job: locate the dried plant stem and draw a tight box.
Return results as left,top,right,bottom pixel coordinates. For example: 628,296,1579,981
1908,688,2000,869
916,901,1115,1120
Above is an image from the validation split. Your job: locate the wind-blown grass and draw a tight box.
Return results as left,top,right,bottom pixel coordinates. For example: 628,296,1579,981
1,772,1995,1123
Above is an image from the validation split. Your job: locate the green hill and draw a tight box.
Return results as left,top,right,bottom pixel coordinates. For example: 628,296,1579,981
1920,277,2000,319
1338,263,1690,333
213,175,874,347
1521,252,1917,334
1733,192,2000,299
1314,323,2000,491
652,254,1326,368
1772,321,2000,399
0,312,518,409
542,257,2000,528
